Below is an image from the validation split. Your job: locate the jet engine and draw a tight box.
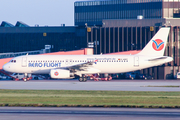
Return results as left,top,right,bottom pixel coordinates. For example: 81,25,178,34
50,69,73,79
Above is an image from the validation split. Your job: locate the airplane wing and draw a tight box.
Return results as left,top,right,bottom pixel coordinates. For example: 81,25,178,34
54,60,100,74
67,61,97,72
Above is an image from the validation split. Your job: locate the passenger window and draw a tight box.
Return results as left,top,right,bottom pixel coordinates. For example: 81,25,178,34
11,60,13,62
14,60,16,63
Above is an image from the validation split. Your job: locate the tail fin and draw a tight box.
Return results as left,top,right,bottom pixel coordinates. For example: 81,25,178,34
138,27,170,56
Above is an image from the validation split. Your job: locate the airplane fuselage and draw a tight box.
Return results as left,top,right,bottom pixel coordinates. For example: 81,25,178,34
3,55,173,74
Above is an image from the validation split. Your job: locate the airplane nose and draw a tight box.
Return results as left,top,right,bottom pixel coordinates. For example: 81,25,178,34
3,64,9,72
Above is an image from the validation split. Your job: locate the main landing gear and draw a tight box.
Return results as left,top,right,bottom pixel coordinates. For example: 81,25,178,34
78,75,87,82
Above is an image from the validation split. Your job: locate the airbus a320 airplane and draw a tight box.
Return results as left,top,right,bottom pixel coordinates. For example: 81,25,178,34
3,27,173,82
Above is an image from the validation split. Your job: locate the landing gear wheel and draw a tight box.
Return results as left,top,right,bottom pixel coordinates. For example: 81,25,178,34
24,78,27,82
83,77,87,82
78,77,87,82
79,77,83,82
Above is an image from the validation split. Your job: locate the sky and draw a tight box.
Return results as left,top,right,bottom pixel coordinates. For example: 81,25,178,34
0,0,86,26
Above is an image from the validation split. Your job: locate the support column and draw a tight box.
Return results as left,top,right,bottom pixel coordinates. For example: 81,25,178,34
122,27,124,51
113,27,115,53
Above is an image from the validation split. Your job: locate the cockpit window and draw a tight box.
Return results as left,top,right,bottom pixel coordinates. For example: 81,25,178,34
10,60,16,63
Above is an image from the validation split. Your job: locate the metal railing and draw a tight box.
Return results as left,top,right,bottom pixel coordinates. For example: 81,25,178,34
0,49,46,59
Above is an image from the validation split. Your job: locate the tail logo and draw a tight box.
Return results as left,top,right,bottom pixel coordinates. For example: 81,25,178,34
152,39,164,51
54,71,59,76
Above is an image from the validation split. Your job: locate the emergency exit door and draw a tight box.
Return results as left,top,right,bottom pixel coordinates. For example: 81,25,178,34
134,57,139,67
22,57,27,67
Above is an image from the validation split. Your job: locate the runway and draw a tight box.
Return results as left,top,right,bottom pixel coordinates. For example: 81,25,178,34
0,107,180,120
0,79,180,91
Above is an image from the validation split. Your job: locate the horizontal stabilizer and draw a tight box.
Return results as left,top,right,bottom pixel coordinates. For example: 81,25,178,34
148,56,168,61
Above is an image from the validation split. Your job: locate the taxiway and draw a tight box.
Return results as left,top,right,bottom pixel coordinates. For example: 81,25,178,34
0,80,180,91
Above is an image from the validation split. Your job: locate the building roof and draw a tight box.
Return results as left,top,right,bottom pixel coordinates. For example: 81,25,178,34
0,21,14,27
15,21,30,27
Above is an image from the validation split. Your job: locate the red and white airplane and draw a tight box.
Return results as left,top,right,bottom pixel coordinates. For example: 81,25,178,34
3,27,173,81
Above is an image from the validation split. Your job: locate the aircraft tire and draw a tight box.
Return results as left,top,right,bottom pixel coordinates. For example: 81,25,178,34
24,78,27,82
79,77,83,82
83,77,87,82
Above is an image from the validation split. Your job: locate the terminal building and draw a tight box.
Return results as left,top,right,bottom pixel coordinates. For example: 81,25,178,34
0,21,86,53
74,0,180,79
0,0,180,79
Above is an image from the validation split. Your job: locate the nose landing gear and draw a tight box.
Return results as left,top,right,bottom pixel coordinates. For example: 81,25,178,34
23,73,30,82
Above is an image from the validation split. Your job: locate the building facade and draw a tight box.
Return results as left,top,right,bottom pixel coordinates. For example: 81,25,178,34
75,0,180,79
0,22,86,53
87,25,180,79
75,0,180,26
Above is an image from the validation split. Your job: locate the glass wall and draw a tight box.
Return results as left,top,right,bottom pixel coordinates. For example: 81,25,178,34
87,26,180,79
0,27,86,53
75,0,163,26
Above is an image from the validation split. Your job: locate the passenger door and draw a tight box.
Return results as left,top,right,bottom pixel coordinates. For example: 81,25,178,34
22,57,27,67
134,57,139,67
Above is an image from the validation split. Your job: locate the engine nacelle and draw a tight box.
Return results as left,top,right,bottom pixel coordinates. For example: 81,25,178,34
50,69,72,79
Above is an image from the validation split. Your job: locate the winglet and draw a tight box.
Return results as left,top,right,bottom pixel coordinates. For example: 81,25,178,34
137,27,170,56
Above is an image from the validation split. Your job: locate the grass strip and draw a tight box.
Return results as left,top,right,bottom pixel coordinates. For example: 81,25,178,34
0,90,180,108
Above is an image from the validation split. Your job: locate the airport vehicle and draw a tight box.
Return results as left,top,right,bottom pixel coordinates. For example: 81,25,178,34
135,74,146,79
3,27,173,82
125,72,137,80
11,73,44,80
177,72,180,80
135,74,153,80
11,73,25,80
145,74,154,80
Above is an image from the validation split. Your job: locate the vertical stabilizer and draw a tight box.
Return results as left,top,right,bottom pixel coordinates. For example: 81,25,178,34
138,27,170,56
